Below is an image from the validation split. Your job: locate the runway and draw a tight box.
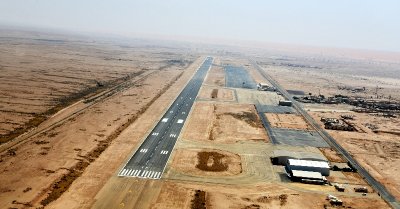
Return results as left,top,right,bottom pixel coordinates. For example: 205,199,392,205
118,56,213,179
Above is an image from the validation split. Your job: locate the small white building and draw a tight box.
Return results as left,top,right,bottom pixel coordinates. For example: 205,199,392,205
286,159,330,176
257,83,276,91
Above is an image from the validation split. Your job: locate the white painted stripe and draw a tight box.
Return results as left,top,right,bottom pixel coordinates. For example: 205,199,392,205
146,172,152,178
125,169,131,176
162,118,168,122
140,171,146,177
130,170,136,176
127,169,134,176
150,171,154,177
124,169,130,176
121,169,127,175
177,119,184,124
143,171,148,177
133,170,139,176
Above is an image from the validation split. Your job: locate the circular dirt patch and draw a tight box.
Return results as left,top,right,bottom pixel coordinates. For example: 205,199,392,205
171,148,242,176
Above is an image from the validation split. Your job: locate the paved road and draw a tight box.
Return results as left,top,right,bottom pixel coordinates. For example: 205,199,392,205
251,59,400,209
118,57,213,179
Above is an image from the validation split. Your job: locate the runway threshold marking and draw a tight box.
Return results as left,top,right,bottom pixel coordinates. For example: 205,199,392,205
118,57,213,180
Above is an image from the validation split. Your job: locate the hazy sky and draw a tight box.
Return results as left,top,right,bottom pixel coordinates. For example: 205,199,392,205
1,0,399,51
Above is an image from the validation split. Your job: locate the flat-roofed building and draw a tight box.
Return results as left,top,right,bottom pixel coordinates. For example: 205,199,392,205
285,169,327,184
271,150,328,166
286,159,330,176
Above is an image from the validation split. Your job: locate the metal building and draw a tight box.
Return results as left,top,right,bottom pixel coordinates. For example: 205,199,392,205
271,150,328,166
288,170,327,184
286,159,330,176
279,100,293,106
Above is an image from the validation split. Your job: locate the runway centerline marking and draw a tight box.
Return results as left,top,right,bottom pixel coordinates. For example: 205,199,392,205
118,57,213,180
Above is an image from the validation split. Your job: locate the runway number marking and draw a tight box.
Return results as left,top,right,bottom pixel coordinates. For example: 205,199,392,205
118,57,213,181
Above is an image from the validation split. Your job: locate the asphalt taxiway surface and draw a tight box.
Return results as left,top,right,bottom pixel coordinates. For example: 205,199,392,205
118,57,213,179
251,59,400,209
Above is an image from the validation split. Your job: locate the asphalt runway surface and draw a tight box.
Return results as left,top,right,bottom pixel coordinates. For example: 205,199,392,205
118,57,213,179
225,65,257,89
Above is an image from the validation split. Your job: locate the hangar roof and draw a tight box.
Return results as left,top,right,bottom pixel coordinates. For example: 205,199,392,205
273,150,327,161
288,159,330,168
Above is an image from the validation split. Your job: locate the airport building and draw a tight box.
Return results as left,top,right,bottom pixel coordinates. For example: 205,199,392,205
271,150,328,166
287,170,327,184
286,159,330,176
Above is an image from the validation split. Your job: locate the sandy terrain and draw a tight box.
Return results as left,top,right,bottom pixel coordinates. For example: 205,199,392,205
0,30,196,144
182,102,268,143
204,58,225,87
260,63,400,100
306,110,400,199
197,86,235,102
257,53,400,203
81,55,391,209
0,29,202,208
265,113,311,130
319,148,346,163
93,179,389,209
0,28,395,209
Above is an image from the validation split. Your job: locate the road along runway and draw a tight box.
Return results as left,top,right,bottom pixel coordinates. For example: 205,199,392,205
118,57,213,179
250,59,400,209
